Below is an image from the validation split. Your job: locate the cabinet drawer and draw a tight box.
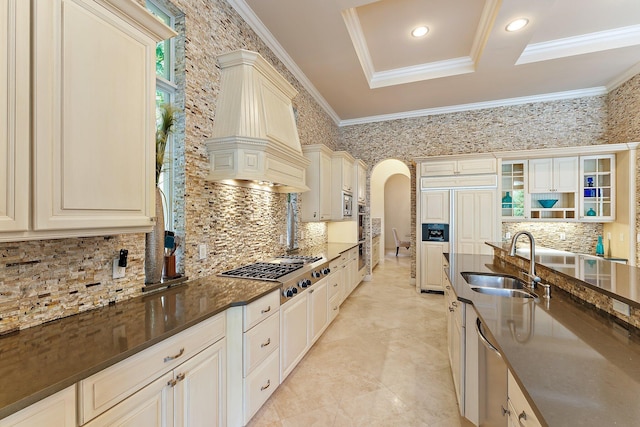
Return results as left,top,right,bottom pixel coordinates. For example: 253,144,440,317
328,272,341,299
244,291,279,332
328,293,340,323
244,350,279,424
0,386,76,427
244,311,280,377
79,313,225,424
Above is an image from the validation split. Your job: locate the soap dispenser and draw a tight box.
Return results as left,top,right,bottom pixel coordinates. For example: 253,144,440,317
596,235,604,257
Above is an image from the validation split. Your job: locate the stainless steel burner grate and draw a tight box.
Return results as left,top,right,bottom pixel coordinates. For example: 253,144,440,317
219,262,303,281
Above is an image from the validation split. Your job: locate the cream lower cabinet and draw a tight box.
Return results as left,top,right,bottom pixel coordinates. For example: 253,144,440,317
0,386,75,427
280,277,329,382
1,0,175,241
444,273,465,414
371,235,381,269
226,291,280,427
79,313,226,427
507,372,542,427
420,242,449,292
327,270,341,323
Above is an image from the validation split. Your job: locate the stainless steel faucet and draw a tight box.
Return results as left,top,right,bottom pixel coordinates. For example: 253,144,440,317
508,231,550,298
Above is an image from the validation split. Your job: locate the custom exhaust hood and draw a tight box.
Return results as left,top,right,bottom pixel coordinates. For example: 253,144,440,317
206,49,310,193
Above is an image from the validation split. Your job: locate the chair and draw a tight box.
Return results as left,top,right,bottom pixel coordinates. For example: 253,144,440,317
392,228,410,256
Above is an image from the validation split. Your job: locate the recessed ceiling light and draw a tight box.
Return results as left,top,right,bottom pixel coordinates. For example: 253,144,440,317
411,26,429,38
505,18,529,32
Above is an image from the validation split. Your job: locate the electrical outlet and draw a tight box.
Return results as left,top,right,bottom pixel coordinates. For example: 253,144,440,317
279,235,285,245
300,230,304,239
559,232,566,241
505,232,511,240
620,233,624,242
607,232,612,240
112,259,125,279
613,299,630,316
198,243,207,260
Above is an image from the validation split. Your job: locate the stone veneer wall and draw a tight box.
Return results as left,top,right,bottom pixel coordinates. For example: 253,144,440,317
606,74,640,265
502,222,603,255
339,96,609,279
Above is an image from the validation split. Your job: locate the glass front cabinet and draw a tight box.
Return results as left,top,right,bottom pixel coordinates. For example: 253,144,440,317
499,154,616,222
579,154,615,221
501,161,527,220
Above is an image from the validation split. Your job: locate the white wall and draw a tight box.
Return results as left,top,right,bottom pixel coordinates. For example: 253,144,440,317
384,174,411,249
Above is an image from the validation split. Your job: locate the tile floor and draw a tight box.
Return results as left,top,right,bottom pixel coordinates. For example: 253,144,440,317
247,251,472,426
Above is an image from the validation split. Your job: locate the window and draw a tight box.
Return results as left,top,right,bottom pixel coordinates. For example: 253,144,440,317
147,0,177,230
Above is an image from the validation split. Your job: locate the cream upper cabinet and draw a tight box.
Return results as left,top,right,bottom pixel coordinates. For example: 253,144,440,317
301,144,332,222
421,190,450,223
528,157,578,193
30,0,175,235
0,0,29,233
0,0,175,242
356,159,366,204
421,158,496,177
579,154,615,221
332,151,354,193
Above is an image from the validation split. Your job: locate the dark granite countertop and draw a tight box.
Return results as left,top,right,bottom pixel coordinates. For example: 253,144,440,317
487,242,640,309
0,243,359,419
446,253,640,427
0,275,280,419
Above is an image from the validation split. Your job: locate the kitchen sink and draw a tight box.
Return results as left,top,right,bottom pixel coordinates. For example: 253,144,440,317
470,287,536,299
461,272,526,289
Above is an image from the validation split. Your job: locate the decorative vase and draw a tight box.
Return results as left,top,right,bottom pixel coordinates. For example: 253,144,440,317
145,187,165,284
501,192,512,208
586,208,596,216
596,235,604,257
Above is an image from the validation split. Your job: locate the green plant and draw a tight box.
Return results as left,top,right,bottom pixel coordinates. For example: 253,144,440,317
156,103,177,186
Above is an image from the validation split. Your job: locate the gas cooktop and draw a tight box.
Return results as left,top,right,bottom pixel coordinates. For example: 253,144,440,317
219,262,303,281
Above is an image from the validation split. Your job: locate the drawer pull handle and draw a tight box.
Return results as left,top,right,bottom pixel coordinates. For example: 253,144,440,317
309,289,315,294
261,379,271,391
261,338,271,348
451,301,458,307
176,372,186,382
164,348,185,362
449,307,455,312
333,306,338,311
518,411,527,426
334,283,339,287
261,305,271,314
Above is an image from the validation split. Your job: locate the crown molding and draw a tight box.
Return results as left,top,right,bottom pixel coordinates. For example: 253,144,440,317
516,24,640,65
339,87,608,126
226,0,341,125
606,61,640,92
341,8,375,84
369,57,474,88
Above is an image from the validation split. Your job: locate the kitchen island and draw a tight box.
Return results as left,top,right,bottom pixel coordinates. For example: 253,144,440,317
446,251,640,426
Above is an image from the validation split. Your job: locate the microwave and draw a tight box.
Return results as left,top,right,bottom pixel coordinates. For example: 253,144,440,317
422,223,449,242
343,192,353,217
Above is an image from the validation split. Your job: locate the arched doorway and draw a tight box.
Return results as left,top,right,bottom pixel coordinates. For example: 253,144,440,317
370,159,411,274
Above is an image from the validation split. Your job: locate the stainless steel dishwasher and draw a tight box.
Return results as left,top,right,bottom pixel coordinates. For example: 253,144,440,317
476,318,508,427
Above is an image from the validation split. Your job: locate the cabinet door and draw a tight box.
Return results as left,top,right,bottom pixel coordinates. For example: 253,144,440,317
342,158,354,192
421,160,457,176
280,296,309,380
32,0,157,231
455,190,496,255
421,190,450,223
174,339,226,427
0,386,75,427
357,161,366,203
84,372,173,427
456,158,496,175
553,157,578,192
308,279,328,345
0,0,29,232
421,242,446,291
319,151,332,220
528,159,553,193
